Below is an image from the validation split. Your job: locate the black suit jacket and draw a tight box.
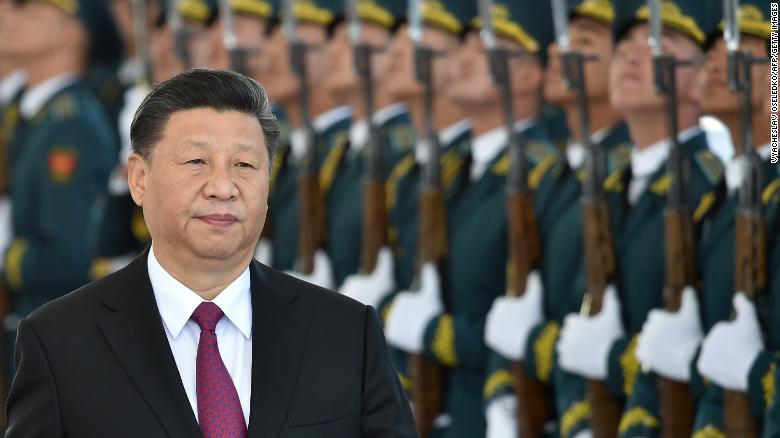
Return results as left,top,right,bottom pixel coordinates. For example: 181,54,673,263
5,249,418,437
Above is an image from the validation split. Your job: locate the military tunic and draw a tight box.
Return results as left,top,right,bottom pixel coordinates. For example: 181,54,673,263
483,123,632,438
419,122,558,438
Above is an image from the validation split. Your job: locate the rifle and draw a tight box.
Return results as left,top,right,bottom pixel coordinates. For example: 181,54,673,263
344,0,387,275
284,0,324,275
132,0,153,86
407,1,445,435
724,1,768,435
648,1,697,434
478,1,549,436
218,0,250,75
167,0,191,68
551,0,624,435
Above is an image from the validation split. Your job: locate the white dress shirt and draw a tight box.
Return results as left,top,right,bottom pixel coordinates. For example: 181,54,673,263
19,72,79,120
148,246,253,426
725,143,772,193
470,119,534,181
0,70,25,107
628,126,701,205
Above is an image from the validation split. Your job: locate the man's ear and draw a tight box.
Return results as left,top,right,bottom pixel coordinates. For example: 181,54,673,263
127,153,148,207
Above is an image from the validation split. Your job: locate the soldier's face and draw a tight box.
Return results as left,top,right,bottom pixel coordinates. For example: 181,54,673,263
257,25,298,103
448,31,539,108
384,24,458,103
186,20,213,68
609,24,703,115
151,23,184,84
208,16,267,72
128,108,270,264
323,22,391,102
699,36,768,117
3,2,85,63
0,0,19,61
544,17,614,106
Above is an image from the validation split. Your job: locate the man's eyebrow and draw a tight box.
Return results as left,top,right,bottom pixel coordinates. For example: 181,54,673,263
177,140,257,150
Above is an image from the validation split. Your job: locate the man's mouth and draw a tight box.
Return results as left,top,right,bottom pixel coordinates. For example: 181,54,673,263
198,214,238,228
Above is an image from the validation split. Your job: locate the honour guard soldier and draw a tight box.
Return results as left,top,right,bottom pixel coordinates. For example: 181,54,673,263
482,1,632,437
2,0,121,380
265,0,350,287
557,1,724,437
692,2,780,435
384,1,559,436
316,0,412,289
340,0,473,315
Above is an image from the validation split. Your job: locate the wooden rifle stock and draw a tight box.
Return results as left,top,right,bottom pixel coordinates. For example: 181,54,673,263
581,202,622,438
725,212,766,437
506,190,549,438
411,187,447,438
360,180,387,273
659,209,697,437
296,176,325,275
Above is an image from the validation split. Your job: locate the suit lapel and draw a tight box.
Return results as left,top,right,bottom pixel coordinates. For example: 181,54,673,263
98,249,202,438
247,262,311,438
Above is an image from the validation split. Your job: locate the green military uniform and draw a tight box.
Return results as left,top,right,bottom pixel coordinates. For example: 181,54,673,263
759,166,780,436
3,1,120,371
582,3,725,436
271,107,352,271
321,0,415,288
403,6,559,434
690,3,777,435
484,121,633,438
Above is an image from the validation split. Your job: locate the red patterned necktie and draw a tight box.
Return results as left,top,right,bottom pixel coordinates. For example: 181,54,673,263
191,302,247,438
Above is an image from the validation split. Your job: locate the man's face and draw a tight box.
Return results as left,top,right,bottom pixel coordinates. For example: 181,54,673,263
2,2,83,62
448,31,538,107
186,20,213,68
323,22,391,100
545,17,614,106
208,15,267,72
609,23,703,115
259,22,326,104
129,108,270,263
384,24,459,102
151,22,184,84
699,36,768,116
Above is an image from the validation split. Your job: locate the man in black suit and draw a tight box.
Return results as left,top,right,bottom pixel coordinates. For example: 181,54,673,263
5,69,418,438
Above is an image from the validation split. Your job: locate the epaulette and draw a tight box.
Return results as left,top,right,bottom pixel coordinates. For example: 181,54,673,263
49,92,79,121
387,124,415,154
608,142,632,173
694,149,725,186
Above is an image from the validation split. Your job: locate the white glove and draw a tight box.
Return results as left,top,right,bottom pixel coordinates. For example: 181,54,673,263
385,263,443,353
557,285,625,379
253,238,273,265
484,395,518,438
0,198,12,271
697,293,764,391
572,430,594,438
484,270,544,360
636,287,703,382
338,246,396,308
285,249,335,290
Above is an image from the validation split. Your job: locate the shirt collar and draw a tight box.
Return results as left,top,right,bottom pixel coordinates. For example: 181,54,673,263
566,126,613,170
630,126,701,178
0,70,26,107
471,119,534,168
726,144,774,193
373,102,407,126
312,105,352,133
20,73,79,119
148,245,252,340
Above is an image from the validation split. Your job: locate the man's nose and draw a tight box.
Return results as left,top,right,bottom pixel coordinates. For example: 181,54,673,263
203,166,238,201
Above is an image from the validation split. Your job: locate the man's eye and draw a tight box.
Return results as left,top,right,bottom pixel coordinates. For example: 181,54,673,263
236,162,256,169
186,159,206,165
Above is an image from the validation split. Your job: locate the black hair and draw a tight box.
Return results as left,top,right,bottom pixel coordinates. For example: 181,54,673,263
130,69,280,168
